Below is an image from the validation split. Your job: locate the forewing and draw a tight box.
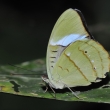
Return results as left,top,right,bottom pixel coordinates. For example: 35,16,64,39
47,9,93,80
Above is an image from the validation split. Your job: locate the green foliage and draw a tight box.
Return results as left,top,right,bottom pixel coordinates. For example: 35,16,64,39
0,58,110,103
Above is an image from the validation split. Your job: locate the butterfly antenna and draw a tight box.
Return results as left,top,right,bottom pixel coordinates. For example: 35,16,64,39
49,85,56,98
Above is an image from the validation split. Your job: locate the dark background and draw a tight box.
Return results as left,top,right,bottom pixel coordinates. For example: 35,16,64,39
0,0,110,110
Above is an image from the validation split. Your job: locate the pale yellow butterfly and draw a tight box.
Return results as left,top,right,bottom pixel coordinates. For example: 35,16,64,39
42,8,110,98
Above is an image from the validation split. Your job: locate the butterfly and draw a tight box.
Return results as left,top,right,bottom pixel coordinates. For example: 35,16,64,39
42,8,110,98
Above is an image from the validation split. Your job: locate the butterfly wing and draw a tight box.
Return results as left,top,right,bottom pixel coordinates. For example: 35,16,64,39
49,8,94,46
47,9,90,79
46,8,110,89
51,39,110,87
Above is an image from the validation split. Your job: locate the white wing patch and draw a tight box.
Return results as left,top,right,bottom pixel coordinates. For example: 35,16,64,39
50,34,87,46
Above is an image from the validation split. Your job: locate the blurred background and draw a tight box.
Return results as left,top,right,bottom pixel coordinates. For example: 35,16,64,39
0,0,110,109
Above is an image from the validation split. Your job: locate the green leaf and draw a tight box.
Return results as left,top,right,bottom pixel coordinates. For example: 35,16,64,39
0,58,110,103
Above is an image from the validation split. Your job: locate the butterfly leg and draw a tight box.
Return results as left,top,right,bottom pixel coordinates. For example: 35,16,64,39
44,86,48,93
62,83,84,99
66,86,81,99
39,82,49,93
49,85,56,98
40,82,56,98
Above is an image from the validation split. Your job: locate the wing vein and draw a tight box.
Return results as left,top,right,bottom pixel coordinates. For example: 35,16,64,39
64,53,89,81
